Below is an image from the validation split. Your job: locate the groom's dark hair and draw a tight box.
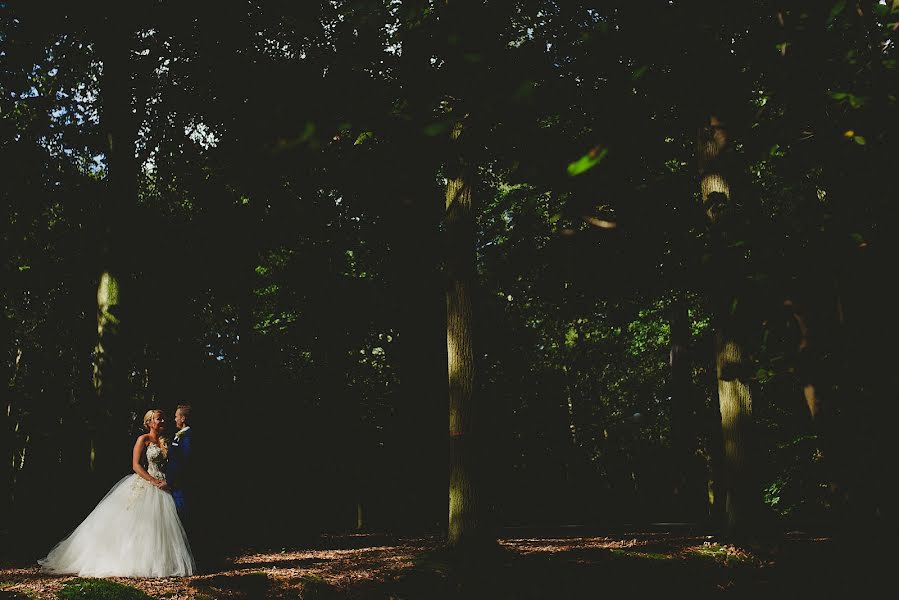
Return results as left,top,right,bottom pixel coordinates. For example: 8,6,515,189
176,404,192,423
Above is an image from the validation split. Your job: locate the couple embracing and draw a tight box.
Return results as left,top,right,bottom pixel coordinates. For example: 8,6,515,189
39,405,197,577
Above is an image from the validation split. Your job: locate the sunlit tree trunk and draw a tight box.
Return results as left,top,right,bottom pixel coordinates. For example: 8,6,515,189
445,119,483,548
697,114,757,537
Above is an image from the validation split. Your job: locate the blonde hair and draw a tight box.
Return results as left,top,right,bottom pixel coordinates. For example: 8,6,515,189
142,409,168,458
142,409,160,430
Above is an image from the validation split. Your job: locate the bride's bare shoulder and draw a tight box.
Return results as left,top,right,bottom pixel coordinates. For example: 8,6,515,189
134,433,149,445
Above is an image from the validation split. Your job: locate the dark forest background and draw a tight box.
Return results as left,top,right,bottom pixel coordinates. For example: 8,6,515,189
2,0,897,557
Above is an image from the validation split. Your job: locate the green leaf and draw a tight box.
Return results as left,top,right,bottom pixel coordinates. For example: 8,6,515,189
828,0,847,24
299,121,316,142
567,146,609,176
354,131,374,145
848,94,865,108
830,91,866,108
853,135,866,145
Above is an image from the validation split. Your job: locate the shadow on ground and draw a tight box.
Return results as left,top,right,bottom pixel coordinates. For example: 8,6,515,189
1,530,889,599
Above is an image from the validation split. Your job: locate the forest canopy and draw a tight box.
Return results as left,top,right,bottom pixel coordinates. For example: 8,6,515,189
2,0,897,552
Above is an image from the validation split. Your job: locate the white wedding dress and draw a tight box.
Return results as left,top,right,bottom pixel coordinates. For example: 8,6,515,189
39,443,196,577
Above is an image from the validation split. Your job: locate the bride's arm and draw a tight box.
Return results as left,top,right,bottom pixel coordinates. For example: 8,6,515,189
132,435,165,488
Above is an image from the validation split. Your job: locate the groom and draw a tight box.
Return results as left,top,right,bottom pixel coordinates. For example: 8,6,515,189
168,404,194,528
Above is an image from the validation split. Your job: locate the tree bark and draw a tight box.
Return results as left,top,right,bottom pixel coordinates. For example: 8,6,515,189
697,114,758,538
445,119,482,548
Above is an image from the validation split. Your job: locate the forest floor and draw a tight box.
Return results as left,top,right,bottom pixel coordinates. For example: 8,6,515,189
0,528,881,599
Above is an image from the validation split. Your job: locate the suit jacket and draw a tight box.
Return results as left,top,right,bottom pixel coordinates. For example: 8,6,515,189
167,428,193,492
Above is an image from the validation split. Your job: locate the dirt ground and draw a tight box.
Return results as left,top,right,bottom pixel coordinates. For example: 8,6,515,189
0,529,875,599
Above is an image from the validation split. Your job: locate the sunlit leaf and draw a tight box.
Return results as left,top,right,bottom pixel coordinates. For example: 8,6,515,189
354,131,374,145
853,135,866,145
567,146,609,176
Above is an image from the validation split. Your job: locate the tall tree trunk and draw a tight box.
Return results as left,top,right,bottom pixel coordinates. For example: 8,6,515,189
697,114,758,538
445,119,482,548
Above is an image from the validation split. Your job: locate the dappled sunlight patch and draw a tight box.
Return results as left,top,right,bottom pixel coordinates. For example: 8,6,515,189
682,542,764,567
498,533,704,558
227,539,435,591
609,548,673,560
0,532,844,598
499,535,636,554
0,566,71,599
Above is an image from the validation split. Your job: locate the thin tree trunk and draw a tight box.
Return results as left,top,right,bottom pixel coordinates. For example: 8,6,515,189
445,119,481,548
786,299,824,420
786,291,846,515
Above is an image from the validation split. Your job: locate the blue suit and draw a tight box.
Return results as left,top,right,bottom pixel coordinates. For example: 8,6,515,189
167,427,193,526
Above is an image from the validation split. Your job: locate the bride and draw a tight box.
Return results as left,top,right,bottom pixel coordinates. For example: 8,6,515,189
39,409,196,577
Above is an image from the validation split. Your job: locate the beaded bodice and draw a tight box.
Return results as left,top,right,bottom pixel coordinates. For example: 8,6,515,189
146,443,166,480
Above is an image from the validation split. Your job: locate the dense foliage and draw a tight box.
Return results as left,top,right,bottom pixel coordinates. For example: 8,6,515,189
2,0,896,552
